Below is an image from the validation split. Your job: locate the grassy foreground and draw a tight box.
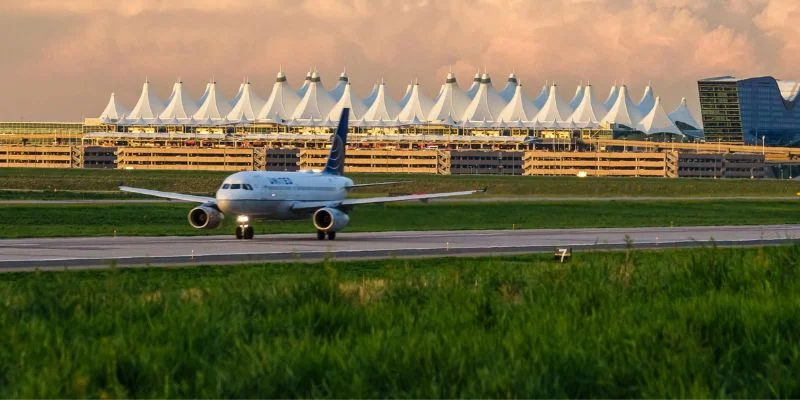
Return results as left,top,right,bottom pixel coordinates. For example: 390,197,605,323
3,246,800,397
0,199,799,238
1,168,799,198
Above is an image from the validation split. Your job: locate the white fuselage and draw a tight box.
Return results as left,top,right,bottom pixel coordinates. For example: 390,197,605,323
215,171,353,220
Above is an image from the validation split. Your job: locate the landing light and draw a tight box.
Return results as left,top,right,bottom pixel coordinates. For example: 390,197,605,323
237,215,249,223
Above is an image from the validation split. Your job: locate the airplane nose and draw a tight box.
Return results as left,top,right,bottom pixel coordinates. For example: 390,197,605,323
216,199,233,215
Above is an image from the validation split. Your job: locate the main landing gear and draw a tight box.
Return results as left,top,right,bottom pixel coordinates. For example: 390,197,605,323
317,230,336,240
236,216,254,240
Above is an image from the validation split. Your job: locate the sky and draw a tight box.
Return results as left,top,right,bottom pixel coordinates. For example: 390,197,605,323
0,0,796,121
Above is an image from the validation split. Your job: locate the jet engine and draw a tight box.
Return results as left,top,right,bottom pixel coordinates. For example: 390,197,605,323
188,206,224,229
313,207,350,232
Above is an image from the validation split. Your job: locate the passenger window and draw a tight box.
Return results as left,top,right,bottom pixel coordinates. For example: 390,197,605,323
222,184,230,189
230,184,241,189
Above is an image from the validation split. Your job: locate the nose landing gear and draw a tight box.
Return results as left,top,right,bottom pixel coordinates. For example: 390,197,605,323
235,226,254,240
236,216,254,240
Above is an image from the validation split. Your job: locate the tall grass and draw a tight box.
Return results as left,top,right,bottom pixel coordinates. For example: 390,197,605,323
2,246,800,397
1,199,800,238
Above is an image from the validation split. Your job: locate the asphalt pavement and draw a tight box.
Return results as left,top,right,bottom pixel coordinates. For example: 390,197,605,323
0,224,797,271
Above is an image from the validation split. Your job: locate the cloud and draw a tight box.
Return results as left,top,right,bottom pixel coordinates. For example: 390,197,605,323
754,0,800,70
0,0,793,120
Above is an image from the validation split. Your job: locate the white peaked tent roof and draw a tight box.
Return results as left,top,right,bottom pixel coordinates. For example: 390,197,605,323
99,92,130,121
569,85,608,126
193,82,231,120
535,83,572,124
297,70,313,97
603,84,619,110
230,82,246,106
160,81,197,120
128,80,165,120
363,83,380,108
328,82,367,121
258,70,301,122
227,82,266,121
164,84,176,105
568,83,584,110
291,71,335,120
498,83,539,122
462,73,507,122
398,83,414,109
129,115,148,125
533,84,549,109
362,81,400,121
466,72,481,98
601,85,643,128
197,83,212,107
668,97,701,129
498,73,518,102
428,72,470,123
637,96,682,135
198,115,215,126
434,84,445,101
164,116,182,125
329,71,349,101
397,83,434,122
637,84,656,116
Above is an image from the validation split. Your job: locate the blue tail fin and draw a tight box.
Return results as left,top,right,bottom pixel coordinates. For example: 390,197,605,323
324,108,349,176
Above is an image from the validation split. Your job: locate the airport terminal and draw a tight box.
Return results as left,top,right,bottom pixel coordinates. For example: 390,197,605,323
0,70,798,178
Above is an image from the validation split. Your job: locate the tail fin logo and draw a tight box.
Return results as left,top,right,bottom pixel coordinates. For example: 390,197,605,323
328,134,344,170
323,108,349,175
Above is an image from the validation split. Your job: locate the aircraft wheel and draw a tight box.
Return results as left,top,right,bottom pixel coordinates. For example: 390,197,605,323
243,226,254,240
235,226,244,240
317,230,326,240
327,231,336,240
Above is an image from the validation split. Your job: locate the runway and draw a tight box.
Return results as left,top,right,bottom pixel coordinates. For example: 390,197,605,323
1,224,799,271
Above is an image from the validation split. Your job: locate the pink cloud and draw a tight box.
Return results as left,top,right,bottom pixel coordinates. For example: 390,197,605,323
0,0,794,120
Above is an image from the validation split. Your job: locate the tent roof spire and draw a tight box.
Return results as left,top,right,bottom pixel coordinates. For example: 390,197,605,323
637,96,682,135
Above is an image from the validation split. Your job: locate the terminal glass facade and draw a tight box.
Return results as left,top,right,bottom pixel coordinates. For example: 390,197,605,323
697,79,742,143
738,77,800,146
698,76,800,146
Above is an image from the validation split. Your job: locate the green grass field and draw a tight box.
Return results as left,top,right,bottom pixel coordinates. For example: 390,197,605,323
2,246,800,397
0,199,799,238
1,168,799,198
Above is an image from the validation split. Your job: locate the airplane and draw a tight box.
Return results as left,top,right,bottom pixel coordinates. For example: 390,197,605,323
119,108,485,240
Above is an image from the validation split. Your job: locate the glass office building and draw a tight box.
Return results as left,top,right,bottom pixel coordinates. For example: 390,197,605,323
698,76,800,146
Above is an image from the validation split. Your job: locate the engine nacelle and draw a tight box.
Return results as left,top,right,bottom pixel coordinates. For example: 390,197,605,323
313,207,350,233
188,206,224,229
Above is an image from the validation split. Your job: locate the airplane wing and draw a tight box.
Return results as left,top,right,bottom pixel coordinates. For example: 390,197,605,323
291,188,486,211
345,181,412,189
119,186,215,204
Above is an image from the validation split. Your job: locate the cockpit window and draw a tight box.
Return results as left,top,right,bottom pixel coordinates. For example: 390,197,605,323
230,184,241,189
243,184,253,190
221,184,230,189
